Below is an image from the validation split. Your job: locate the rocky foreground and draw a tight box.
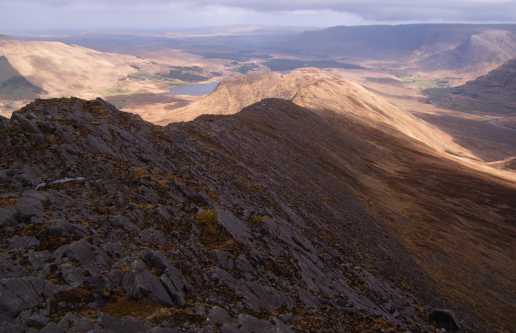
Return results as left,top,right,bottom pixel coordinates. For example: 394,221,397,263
0,98,515,332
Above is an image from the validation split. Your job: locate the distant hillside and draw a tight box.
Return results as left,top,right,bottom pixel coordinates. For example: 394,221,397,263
276,24,516,70
419,30,516,70
0,39,167,99
0,56,45,100
426,58,516,114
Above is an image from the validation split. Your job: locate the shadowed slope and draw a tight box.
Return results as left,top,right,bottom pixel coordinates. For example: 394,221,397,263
0,98,515,332
0,56,44,101
175,98,516,332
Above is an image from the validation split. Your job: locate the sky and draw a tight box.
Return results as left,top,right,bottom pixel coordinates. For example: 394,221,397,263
1,0,515,33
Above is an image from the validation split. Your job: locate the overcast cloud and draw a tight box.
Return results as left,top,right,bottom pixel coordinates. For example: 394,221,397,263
1,0,515,33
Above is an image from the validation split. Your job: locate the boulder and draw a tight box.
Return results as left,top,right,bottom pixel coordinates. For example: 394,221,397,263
8,236,40,250
0,207,15,225
143,251,187,306
0,278,56,318
14,190,47,222
122,259,175,306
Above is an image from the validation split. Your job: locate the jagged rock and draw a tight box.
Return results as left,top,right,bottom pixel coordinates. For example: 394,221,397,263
0,115,8,129
143,251,188,306
142,251,170,273
160,273,186,307
48,221,88,239
0,278,56,318
8,235,40,250
14,190,47,222
0,207,15,225
430,309,460,332
122,259,176,306
54,239,110,277
28,251,52,271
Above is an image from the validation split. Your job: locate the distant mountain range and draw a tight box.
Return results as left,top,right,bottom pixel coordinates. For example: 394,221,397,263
47,24,516,72
427,58,516,114
276,24,516,70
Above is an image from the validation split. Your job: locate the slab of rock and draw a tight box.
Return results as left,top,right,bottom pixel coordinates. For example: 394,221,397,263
0,207,15,225
0,278,56,318
122,259,176,306
14,190,47,221
143,251,188,306
8,236,40,250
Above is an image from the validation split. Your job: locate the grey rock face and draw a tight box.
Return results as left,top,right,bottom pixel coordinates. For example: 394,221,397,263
0,207,16,225
0,278,55,318
122,259,177,307
14,190,47,221
8,235,40,250
0,115,8,129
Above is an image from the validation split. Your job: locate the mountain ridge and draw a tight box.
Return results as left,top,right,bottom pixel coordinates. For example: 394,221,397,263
0,97,515,332
162,69,477,161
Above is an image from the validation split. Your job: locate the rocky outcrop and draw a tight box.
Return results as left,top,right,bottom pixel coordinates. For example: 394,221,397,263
0,114,7,128
0,97,515,332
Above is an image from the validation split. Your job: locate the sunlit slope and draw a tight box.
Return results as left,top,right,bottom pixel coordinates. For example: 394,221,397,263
163,69,475,159
0,39,166,99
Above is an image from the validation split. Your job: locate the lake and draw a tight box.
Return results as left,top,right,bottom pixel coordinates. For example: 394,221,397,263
171,82,219,96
